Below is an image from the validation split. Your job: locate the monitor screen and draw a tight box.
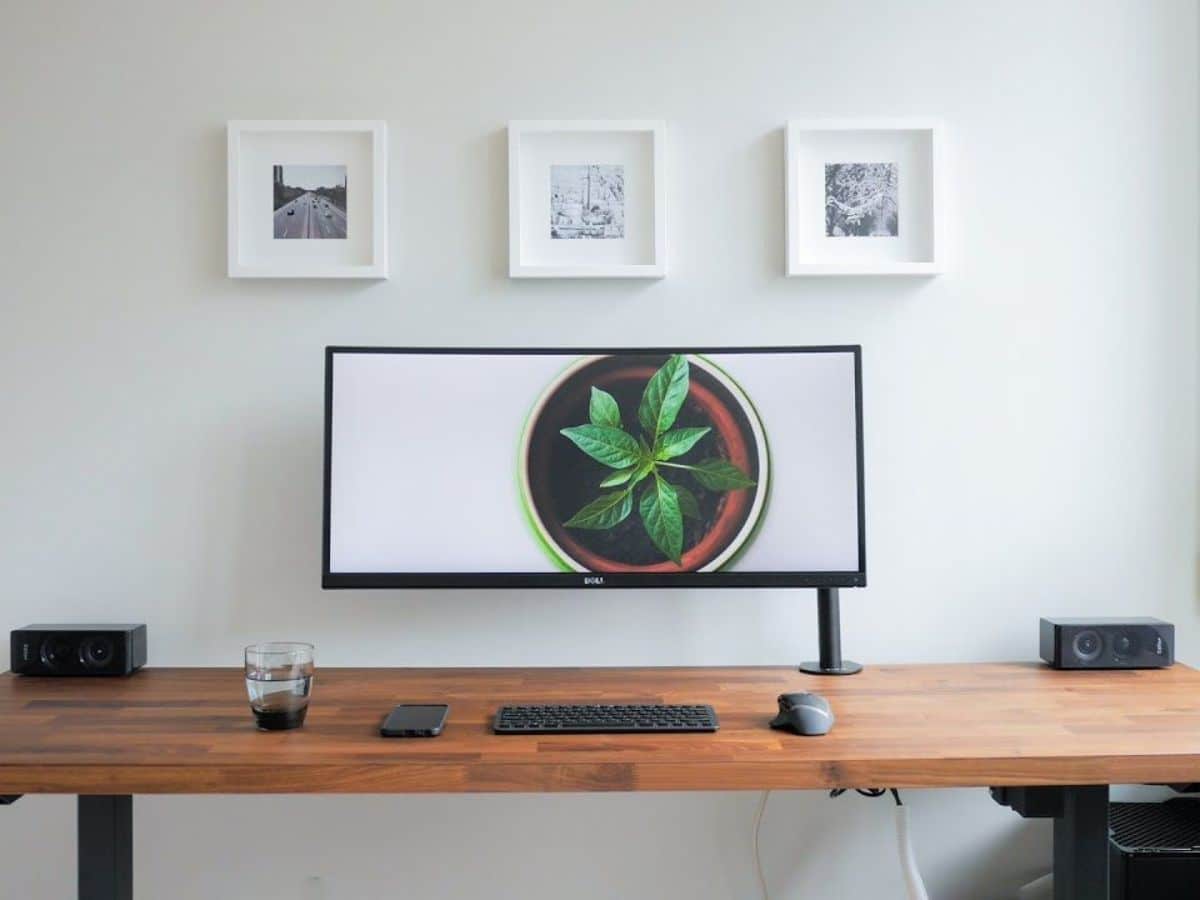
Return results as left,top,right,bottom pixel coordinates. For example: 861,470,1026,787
323,347,865,588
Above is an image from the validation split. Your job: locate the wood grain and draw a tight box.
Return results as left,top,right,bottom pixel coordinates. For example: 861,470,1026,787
1,664,1198,794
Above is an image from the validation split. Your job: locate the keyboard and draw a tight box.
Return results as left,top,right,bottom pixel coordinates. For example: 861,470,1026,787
493,704,719,734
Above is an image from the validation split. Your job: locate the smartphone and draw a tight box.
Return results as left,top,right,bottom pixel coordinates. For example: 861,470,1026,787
379,704,449,737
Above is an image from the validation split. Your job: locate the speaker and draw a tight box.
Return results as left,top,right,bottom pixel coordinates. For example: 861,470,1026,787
10,624,147,676
1039,617,1173,670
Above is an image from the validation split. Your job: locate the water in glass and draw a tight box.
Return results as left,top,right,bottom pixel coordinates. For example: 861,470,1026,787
245,642,314,731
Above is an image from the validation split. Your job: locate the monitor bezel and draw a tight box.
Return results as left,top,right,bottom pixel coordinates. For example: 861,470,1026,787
323,346,866,589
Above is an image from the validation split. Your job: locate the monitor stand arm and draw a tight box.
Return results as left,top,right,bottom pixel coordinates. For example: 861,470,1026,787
799,587,863,675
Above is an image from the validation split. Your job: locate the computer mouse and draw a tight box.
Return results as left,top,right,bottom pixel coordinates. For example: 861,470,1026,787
769,692,835,736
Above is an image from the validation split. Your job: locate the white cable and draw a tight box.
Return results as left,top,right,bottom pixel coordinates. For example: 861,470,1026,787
757,788,926,900
753,790,771,900
894,801,930,900
1017,873,1054,900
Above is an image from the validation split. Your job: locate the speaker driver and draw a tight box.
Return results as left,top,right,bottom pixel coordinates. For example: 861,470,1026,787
79,636,116,670
39,637,75,671
1072,629,1103,662
1112,632,1139,658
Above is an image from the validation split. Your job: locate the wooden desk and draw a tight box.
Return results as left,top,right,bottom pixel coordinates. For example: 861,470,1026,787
2,662,1199,899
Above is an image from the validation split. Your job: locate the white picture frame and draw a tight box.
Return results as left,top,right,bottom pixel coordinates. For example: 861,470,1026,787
508,120,666,278
785,119,943,276
227,120,388,279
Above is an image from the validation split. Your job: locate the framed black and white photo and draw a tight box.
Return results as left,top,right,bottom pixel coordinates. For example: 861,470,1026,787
509,120,666,278
786,119,943,276
228,121,387,278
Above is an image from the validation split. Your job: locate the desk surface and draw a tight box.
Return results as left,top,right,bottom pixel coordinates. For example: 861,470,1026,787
1,663,1199,794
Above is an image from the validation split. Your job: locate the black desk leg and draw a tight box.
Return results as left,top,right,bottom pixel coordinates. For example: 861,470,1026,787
1053,785,1109,900
78,795,132,900
990,784,1110,900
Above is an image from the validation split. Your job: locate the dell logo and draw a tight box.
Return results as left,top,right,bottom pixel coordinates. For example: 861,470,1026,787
583,576,605,585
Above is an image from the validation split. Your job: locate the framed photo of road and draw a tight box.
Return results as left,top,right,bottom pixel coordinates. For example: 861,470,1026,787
273,165,347,240
228,121,387,278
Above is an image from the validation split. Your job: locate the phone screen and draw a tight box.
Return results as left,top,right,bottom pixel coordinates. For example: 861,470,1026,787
380,704,449,736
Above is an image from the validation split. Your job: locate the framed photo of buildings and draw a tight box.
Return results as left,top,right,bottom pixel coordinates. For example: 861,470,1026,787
508,120,666,278
785,119,943,276
227,120,388,278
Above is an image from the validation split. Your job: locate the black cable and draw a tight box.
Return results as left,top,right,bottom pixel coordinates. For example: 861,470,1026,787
829,787,888,798
828,787,904,805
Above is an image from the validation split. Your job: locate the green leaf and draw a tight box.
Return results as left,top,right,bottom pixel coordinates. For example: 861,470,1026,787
637,355,690,439
638,476,684,564
560,424,642,469
564,491,634,529
655,426,711,460
690,458,757,491
673,482,701,520
588,387,621,428
599,467,635,488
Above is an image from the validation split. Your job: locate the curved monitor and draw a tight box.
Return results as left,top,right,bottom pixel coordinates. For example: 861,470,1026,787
323,347,865,589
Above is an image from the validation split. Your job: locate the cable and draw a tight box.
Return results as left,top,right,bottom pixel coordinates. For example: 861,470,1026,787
829,788,929,900
893,793,930,900
753,790,771,900
829,787,888,799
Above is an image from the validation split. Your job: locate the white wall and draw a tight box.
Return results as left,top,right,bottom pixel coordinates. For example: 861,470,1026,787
1,1,1196,897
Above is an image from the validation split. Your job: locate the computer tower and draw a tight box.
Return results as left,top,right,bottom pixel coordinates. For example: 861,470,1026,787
1109,799,1200,899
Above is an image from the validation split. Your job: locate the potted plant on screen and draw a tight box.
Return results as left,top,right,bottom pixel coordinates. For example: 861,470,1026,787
521,354,769,572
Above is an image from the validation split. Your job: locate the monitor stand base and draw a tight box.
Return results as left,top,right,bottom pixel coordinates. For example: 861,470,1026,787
798,661,864,676
798,587,863,676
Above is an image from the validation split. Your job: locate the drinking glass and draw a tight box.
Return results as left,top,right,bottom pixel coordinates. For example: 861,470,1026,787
245,643,314,731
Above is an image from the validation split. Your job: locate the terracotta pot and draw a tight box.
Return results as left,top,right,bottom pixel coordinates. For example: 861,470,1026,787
520,354,769,572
